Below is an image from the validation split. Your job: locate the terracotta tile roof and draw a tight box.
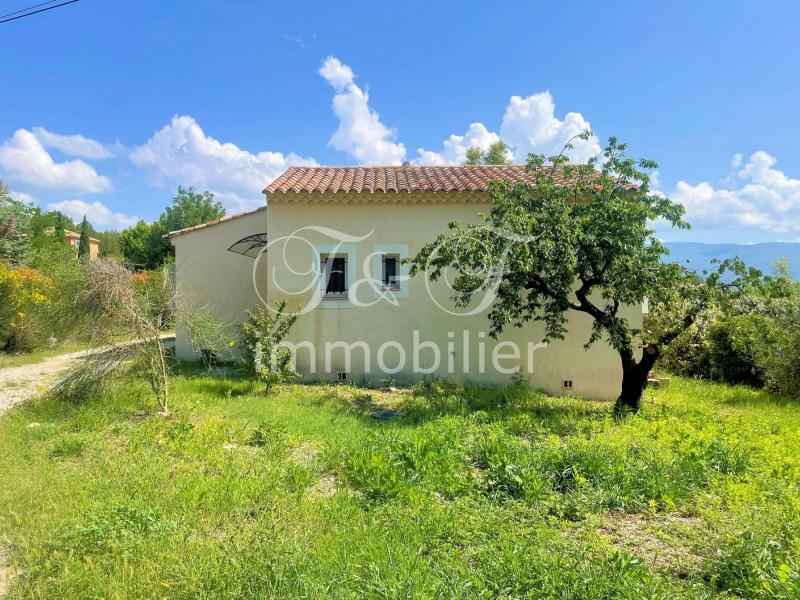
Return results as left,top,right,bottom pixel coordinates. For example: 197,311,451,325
265,165,595,195
163,206,266,239
64,229,100,243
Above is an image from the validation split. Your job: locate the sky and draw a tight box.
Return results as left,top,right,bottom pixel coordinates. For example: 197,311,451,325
1,0,799,243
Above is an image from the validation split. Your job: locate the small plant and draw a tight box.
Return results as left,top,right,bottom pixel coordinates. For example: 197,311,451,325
248,420,288,448
48,436,87,460
239,300,299,393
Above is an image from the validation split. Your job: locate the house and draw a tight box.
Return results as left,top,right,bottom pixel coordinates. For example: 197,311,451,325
63,229,100,260
43,227,101,260
166,166,642,399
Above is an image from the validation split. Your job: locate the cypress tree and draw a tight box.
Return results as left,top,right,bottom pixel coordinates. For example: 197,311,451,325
78,216,91,258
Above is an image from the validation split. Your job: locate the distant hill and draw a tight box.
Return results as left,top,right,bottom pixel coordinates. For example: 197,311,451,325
664,242,800,277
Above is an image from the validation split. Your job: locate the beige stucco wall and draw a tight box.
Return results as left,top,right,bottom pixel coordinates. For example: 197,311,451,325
170,192,642,399
171,210,268,359
259,192,642,399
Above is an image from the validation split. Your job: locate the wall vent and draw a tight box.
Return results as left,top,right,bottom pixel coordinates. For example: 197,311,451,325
562,379,574,390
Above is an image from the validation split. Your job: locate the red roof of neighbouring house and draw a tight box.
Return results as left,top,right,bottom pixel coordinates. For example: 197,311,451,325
63,229,100,243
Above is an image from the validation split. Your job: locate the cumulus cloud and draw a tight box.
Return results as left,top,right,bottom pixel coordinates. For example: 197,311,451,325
416,91,599,165
500,92,600,163
31,127,114,160
46,199,138,230
10,190,35,204
672,151,800,234
415,123,504,165
319,56,406,165
129,115,316,210
0,129,112,193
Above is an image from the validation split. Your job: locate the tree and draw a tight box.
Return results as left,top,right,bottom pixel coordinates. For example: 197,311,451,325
77,216,91,258
159,187,225,232
120,220,158,269
0,179,34,266
464,147,483,165
119,187,225,269
410,133,701,414
54,211,66,242
463,141,512,165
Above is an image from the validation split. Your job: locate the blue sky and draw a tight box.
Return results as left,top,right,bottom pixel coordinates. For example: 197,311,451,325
1,0,799,243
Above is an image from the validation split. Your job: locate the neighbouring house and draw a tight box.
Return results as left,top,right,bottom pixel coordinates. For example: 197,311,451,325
166,166,642,399
44,227,101,260
63,229,100,260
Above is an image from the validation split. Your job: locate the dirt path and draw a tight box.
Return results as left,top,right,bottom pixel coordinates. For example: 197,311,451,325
0,349,93,415
0,335,175,416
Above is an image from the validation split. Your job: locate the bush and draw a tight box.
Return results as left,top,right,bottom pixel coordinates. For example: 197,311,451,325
708,317,764,387
0,263,53,351
238,300,298,393
656,319,712,379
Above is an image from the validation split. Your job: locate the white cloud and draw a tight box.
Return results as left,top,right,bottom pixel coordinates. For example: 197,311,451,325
10,190,35,204
731,153,743,168
319,56,406,165
129,115,316,210
672,151,800,233
416,91,599,166
0,129,112,193
500,92,600,163
46,199,138,230
319,56,354,89
32,127,114,160
415,123,504,165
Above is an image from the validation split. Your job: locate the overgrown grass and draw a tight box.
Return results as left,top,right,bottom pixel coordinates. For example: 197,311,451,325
0,372,798,598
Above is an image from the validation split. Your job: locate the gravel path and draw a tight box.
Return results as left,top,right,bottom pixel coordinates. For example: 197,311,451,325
0,349,93,415
0,335,174,416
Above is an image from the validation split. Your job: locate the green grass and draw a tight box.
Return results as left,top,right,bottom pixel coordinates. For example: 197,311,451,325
0,372,799,598
0,343,91,369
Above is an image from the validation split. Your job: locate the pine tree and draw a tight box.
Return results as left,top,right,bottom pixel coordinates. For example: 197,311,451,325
78,216,91,259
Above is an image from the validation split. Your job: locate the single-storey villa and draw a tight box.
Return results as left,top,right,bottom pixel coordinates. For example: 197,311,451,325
64,229,100,260
166,165,642,399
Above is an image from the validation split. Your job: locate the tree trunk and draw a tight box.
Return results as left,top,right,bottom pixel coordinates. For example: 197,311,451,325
614,346,659,415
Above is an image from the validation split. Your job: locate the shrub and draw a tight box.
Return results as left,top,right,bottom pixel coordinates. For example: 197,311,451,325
708,317,764,387
0,263,53,351
238,300,298,393
656,318,712,379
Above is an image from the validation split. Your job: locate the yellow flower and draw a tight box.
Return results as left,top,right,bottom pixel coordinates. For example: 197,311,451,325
228,341,236,347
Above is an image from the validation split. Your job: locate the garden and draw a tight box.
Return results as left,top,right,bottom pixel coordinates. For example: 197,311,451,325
1,370,799,598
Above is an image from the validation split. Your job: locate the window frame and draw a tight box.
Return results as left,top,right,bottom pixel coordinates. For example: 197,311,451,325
321,254,348,298
381,254,401,290
314,244,358,308
371,245,410,300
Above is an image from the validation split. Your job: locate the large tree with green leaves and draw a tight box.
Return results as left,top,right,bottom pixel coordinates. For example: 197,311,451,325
411,134,712,413
464,141,512,165
159,186,225,232
120,187,225,269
